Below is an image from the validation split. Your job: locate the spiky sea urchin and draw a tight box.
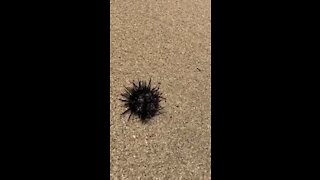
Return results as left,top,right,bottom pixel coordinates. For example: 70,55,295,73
120,79,165,123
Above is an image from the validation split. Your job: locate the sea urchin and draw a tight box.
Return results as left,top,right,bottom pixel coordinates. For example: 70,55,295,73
120,79,164,123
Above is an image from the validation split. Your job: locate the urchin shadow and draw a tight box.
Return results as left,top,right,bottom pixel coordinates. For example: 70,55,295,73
119,79,165,124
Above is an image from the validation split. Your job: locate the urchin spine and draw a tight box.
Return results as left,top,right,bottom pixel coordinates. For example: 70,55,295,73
120,79,164,123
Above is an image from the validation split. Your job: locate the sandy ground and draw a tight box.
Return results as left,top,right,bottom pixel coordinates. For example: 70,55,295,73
110,0,211,179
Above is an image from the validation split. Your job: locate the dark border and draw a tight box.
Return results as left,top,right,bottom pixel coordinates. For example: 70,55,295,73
212,0,293,178
97,0,109,179
10,0,110,178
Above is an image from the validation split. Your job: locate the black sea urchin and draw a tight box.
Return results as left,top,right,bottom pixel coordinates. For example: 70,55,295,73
120,79,164,123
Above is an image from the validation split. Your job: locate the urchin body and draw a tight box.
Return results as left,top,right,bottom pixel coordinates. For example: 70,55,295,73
120,79,164,123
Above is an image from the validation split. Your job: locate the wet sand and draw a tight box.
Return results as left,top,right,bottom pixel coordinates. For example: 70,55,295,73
110,0,211,178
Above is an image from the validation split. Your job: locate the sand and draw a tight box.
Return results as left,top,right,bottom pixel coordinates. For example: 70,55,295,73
110,0,211,179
